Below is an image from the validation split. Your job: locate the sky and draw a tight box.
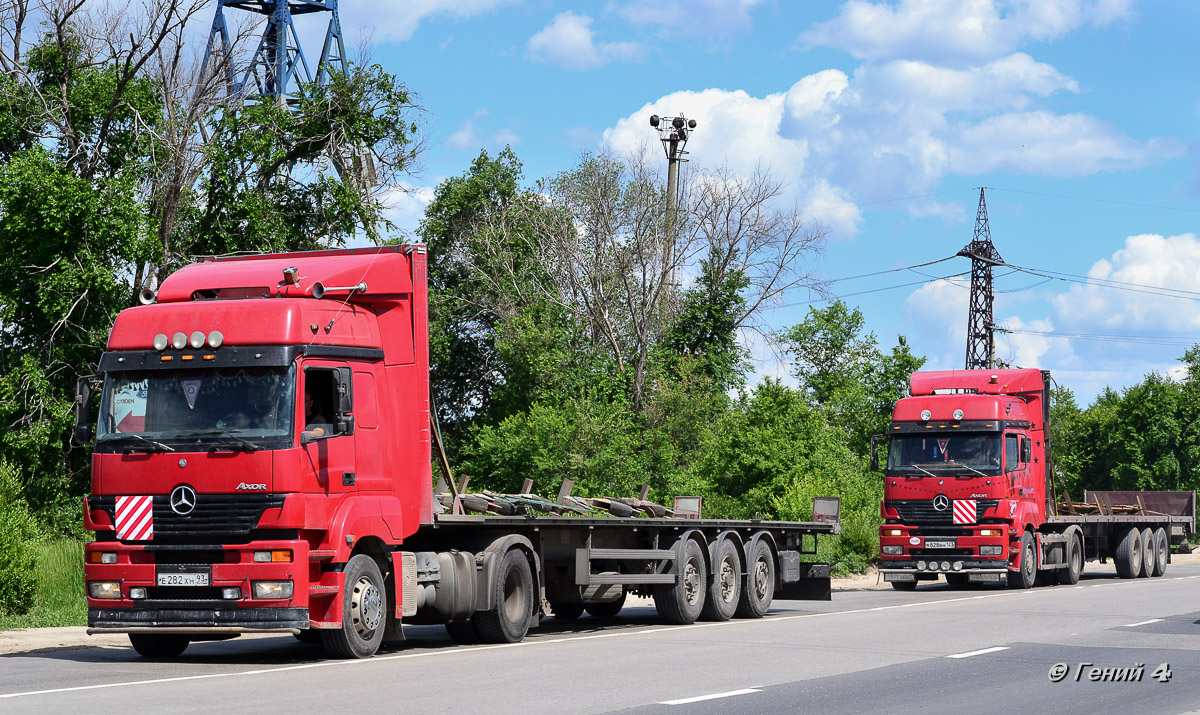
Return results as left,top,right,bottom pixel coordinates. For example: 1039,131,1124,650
266,0,1200,404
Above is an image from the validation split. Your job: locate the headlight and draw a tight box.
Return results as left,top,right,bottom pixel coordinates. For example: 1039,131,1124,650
916,561,927,570
980,545,1004,556
253,550,292,563
884,529,903,537
87,552,117,564
129,587,148,600
252,581,294,599
940,561,951,571
882,545,903,555
88,581,122,599
979,528,1002,536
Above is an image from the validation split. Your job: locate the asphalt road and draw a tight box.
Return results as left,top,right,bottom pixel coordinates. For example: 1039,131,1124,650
4,563,1200,714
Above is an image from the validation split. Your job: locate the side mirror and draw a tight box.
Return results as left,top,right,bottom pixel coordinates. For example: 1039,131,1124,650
72,375,96,446
335,414,355,436
1020,437,1031,463
334,367,354,414
869,434,883,472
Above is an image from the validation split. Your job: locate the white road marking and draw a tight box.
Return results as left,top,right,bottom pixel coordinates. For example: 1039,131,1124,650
1,569,1190,700
1122,619,1163,627
946,646,1009,659
660,688,762,705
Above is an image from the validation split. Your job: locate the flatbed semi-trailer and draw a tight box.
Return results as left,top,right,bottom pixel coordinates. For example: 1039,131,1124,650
78,247,840,659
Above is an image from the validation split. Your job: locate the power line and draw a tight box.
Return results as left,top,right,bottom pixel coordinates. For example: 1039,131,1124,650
996,326,1200,348
779,270,970,308
989,187,1200,215
825,254,958,283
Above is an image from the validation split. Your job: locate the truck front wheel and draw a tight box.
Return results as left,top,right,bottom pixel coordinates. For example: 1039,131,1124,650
129,633,189,658
1114,527,1143,579
734,539,775,618
1007,531,1036,589
322,554,386,658
474,549,534,643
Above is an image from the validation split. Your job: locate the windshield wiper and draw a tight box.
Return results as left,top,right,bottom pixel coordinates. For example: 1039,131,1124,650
955,463,988,477
100,433,176,453
185,430,264,452
907,464,939,478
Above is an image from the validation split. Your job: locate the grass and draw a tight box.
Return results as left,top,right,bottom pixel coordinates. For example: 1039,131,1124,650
0,539,86,631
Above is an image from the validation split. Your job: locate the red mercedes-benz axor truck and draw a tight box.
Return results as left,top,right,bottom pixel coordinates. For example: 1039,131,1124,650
76,246,839,658
872,368,1194,590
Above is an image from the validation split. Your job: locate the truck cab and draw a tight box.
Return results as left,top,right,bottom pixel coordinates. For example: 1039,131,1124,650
874,369,1049,588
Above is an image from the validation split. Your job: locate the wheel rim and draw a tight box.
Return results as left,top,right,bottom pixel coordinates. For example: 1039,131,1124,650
350,575,383,637
683,557,702,606
752,557,770,600
718,556,737,603
502,565,528,622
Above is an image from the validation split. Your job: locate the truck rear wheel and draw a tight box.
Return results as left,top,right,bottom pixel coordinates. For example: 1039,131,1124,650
1056,533,1083,585
1151,528,1169,576
735,539,775,618
586,591,626,618
700,539,742,622
1138,528,1155,578
128,633,189,658
322,554,386,658
1007,531,1036,589
444,619,481,644
474,549,534,643
1114,527,1143,579
654,538,708,624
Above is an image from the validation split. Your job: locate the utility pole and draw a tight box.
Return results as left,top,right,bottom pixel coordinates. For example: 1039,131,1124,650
958,187,1004,370
649,114,696,288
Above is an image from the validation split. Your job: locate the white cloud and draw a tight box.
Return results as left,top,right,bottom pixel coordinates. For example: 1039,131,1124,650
447,120,481,150
527,12,641,70
614,0,766,41
802,0,1136,66
339,0,518,44
1051,233,1200,331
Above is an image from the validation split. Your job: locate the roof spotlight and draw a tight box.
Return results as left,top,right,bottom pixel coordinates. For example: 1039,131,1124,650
189,331,206,349
649,114,660,128
172,332,187,350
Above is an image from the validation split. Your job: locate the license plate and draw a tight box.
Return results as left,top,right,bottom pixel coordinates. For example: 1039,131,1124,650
156,572,210,587
924,538,956,549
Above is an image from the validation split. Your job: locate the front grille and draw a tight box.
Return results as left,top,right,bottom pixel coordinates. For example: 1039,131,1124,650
148,586,225,600
93,494,285,540
910,548,974,558
887,499,1000,524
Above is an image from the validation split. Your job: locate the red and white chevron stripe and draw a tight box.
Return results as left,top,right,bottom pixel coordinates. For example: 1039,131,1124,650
115,495,154,541
952,499,977,525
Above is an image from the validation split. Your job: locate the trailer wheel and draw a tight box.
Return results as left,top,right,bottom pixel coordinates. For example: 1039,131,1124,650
654,539,708,624
1056,533,1083,585
1114,527,1142,579
890,579,918,591
444,619,481,644
474,549,534,643
321,554,386,658
700,539,742,622
128,633,189,658
551,602,584,620
1137,528,1155,578
586,590,626,618
1151,528,1169,577
1007,531,1036,589
734,539,775,618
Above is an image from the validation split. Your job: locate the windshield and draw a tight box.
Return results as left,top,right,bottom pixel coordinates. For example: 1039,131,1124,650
95,365,296,450
886,433,1002,475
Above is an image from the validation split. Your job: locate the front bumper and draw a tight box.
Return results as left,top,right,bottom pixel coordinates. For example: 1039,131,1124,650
89,606,308,634
880,559,1009,583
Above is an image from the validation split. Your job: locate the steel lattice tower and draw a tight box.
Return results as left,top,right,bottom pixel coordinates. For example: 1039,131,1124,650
201,0,346,106
957,188,1004,370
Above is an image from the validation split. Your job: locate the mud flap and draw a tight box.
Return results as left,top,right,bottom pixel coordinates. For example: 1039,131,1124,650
775,562,831,601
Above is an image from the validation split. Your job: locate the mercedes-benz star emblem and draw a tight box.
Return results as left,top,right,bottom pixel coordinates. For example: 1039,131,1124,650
178,458,188,468
932,494,950,511
170,485,197,515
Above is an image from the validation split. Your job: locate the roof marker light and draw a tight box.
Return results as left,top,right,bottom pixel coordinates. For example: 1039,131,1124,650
207,331,224,349
189,331,206,349
172,332,187,349
153,334,169,351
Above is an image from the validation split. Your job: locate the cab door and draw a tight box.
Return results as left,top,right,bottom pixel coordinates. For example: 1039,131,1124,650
300,362,357,494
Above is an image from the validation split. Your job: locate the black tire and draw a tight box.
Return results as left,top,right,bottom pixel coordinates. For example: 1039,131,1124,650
128,633,188,658
700,540,743,622
444,619,481,644
1138,527,1154,578
1151,527,1169,577
654,539,708,624
585,591,626,618
945,573,969,587
551,602,584,620
1007,531,1036,589
1114,527,1142,579
474,549,534,643
321,554,386,658
735,538,775,618
890,579,918,591
1056,533,1083,585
